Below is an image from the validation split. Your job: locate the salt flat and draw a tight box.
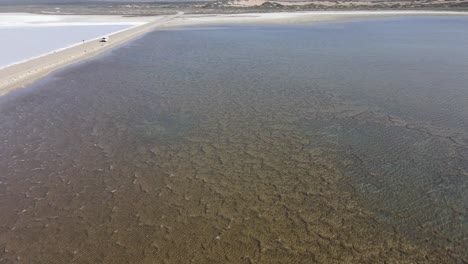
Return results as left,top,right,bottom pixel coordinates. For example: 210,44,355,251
0,13,150,68
0,25,134,68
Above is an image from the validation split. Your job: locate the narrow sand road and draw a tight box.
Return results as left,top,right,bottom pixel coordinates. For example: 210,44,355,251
0,12,184,96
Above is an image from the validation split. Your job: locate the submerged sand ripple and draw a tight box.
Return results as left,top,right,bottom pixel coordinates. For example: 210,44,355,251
1,21,468,263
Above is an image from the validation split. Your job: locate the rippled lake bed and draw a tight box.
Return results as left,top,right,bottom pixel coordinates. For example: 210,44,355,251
0,17,468,263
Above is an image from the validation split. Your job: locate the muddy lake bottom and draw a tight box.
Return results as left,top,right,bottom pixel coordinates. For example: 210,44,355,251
0,16,468,263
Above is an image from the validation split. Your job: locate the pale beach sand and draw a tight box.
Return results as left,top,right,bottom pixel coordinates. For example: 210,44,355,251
1,10,467,96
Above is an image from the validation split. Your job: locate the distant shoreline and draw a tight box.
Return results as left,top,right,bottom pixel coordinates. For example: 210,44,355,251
163,10,468,27
1,10,467,96
1,0,468,16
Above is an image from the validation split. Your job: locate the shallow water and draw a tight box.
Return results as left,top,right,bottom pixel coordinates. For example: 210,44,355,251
0,17,468,263
0,24,131,67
